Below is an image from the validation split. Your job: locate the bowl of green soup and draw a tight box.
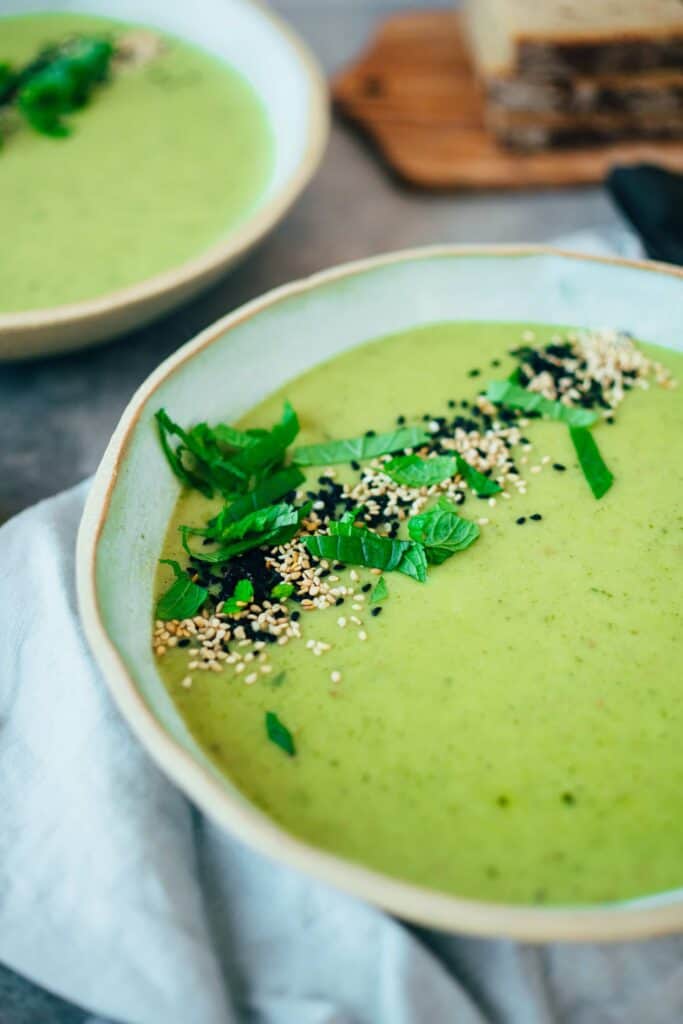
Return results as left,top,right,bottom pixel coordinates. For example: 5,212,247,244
0,0,328,359
78,245,683,941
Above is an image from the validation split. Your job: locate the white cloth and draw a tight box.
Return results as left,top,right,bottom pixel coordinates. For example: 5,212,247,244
3,226,683,1024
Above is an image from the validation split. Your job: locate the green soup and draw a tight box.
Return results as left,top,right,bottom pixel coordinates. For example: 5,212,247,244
0,13,272,312
156,322,683,906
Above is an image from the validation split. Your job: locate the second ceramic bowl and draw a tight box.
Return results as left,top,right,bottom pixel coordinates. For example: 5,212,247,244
0,0,328,360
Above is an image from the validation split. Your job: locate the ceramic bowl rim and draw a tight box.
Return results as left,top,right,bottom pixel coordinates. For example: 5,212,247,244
0,0,329,334
77,243,683,943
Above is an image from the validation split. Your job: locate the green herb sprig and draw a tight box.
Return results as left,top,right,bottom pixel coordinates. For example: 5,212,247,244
293,426,430,467
156,559,208,621
408,498,480,565
1,36,114,146
385,453,501,496
156,402,300,500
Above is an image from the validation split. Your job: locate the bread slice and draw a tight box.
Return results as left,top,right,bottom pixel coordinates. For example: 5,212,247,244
464,0,683,78
488,106,683,149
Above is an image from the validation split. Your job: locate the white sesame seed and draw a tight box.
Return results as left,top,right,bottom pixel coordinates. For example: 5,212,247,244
358,630,367,641
331,671,342,684
245,672,258,685
181,676,193,689
337,617,347,628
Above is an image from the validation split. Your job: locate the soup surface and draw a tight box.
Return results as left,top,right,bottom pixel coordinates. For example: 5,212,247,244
1,13,272,312
156,321,683,906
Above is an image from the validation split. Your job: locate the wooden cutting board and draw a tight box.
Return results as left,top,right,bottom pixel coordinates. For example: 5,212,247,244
332,10,683,190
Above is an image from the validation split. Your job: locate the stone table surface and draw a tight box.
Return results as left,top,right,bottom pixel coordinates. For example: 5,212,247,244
0,0,628,1020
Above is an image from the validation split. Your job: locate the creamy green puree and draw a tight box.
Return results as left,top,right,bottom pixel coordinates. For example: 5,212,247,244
1,14,272,312
156,322,683,906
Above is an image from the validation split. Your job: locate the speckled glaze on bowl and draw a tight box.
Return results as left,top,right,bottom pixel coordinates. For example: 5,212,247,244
0,0,328,360
77,245,683,942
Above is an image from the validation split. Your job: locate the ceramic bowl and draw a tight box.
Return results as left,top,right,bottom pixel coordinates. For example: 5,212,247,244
0,0,328,360
78,245,683,942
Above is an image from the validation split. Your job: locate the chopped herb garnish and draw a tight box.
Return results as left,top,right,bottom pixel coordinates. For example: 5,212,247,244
182,501,311,564
454,455,502,496
217,467,305,524
408,498,480,565
269,671,287,688
384,452,500,496
303,529,427,581
384,454,457,487
485,381,597,428
370,576,388,604
293,426,430,466
156,559,208,621
156,402,300,499
569,426,614,499
1,36,114,146
271,582,295,600
223,578,254,615
265,711,296,756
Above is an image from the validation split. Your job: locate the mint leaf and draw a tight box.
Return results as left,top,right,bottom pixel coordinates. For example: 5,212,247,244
156,559,208,621
303,530,427,581
384,452,501,497
329,507,365,536
569,426,614,499
293,427,430,467
397,543,429,582
370,576,388,604
232,401,299,479
217,468,305,525
223,578,255,615
384,454,457,487
454,454,501,496
271,582,295,600
485,381,597,428
182,502,311,564
408,498,480,565
266,711,296,756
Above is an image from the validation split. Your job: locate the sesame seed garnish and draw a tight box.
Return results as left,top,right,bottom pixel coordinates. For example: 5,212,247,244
371,607,383,617
358,631,367,641
516,516,526,525
553,463,566,472
530,513,543,521
330,670,342,684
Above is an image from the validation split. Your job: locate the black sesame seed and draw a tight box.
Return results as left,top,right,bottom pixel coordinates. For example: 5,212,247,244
491,358,501,367
396,414,406,425
178,638,190,648
552,463,566,472
290,610,301,621
365,429,376,437
350,460,360,471
335,597,345,606
468,368,481,377
362,583,372,593
447,399,456,409
561,792,576,806
516,516,526,525
530,513,542,521
371,606,383,617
